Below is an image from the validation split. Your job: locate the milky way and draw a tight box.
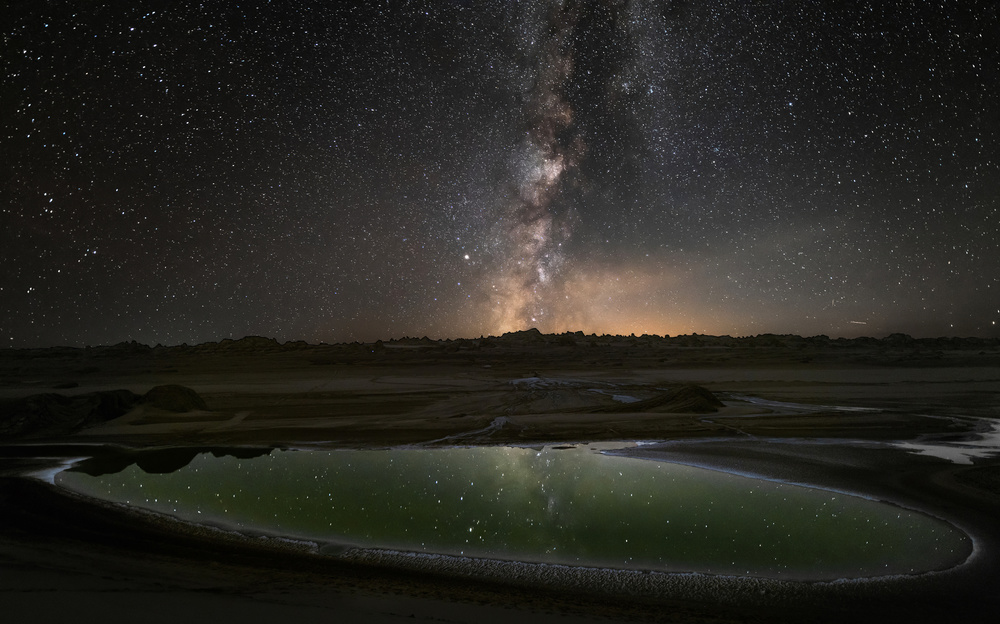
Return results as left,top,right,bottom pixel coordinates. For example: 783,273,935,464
491,1,582,333
3,1,998,346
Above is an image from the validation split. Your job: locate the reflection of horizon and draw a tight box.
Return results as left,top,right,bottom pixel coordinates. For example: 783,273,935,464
55,444,969,579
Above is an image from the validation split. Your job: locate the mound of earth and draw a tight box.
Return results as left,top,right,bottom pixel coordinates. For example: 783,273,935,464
0,385,209,439
592,384,724,414
0,389,140,438
143,384,209,412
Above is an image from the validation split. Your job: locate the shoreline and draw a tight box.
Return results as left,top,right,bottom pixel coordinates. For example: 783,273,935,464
3,435,999,623
50,440,975,583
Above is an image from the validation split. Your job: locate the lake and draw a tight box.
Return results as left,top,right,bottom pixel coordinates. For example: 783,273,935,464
56,443,970,580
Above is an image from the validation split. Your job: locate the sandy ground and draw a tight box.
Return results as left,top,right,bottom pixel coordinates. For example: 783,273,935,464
2,340,1000,622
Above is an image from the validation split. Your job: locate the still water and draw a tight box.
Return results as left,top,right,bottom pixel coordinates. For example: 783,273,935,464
56,444,969,579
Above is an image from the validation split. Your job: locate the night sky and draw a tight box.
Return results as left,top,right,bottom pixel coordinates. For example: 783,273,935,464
4,0,998,348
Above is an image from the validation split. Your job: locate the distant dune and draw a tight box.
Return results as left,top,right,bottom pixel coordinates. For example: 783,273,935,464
3,329,999,360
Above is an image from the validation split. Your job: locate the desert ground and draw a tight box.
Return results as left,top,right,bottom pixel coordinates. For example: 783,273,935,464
2,331,999,623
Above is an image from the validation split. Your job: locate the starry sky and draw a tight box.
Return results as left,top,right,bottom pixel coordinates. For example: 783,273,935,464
3,0,998,347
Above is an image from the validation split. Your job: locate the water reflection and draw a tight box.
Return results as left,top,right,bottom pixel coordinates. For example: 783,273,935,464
57,444,969,579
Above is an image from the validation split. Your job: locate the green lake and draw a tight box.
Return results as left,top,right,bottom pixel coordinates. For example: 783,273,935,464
56,444,970,579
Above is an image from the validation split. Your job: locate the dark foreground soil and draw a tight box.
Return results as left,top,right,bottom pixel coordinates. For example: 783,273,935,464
2,339,999,623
